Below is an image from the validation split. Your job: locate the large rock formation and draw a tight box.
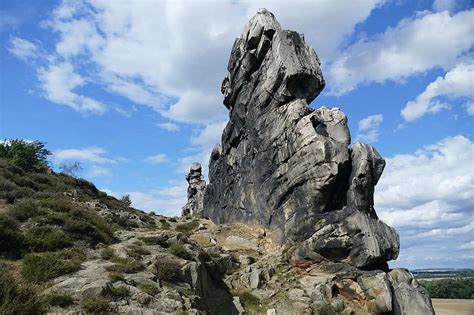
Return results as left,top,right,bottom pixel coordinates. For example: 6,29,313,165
182,162,206,216
203,8,399,269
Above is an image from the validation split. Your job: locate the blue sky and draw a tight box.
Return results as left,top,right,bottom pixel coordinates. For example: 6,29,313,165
1,0,473,269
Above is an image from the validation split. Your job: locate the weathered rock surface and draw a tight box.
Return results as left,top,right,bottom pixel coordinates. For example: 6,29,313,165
204,8,399,270
182,162,206,216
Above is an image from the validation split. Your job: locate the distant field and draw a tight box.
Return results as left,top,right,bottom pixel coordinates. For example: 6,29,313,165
432,299,474,315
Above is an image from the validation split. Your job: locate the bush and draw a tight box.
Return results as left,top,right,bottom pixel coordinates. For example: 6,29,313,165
105,257,144,274
159,218,171,230
0,139,51,171
24,226,72,252
139,235,169,247
8,198,41,222
45,291,74,307
0,214,25,258
0,264,45,314
108,271,125,282
102,283,130,300
126,244,151,259
81,297,111,313
101,247,115,260
420,278,474,299
154,257,182,282
22,250,83,283
175,220,199,236
238,291,263,313
169,243,193,260
138,283,161,296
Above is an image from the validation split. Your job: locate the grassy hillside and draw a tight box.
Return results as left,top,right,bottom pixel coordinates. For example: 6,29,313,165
0,157,157,313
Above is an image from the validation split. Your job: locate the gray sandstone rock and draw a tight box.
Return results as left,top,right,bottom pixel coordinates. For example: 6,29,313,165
182,162,206,216
203,8,398,269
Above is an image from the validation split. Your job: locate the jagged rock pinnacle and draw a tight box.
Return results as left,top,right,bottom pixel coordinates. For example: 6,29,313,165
182,162,206,217
203,8,399,269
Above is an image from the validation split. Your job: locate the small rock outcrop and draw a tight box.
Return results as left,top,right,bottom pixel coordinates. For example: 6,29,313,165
182,162,206,216
203,8,398,269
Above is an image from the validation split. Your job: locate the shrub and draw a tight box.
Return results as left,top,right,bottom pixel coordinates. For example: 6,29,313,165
120,194,132,206
154,257,182,282
138,283,161,296
238,291,263,312
0,214,25,258
45,291,74,307
8,198,41,221
102,283,130,300
139,235,169,247
175,220,199,236
108,271,125,282
419,278,474,299
22,250,83,283
126,244,151,259
24,226,72,252
169,243,193,260
0,264,45,314
0,139,51,171
105,257,144,274
41,197,74,213
101,247,115,260
159,218,171,230
81,297,110,313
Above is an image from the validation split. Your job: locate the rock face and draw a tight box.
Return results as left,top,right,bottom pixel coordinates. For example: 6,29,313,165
203,9,398,269
182,162,206,216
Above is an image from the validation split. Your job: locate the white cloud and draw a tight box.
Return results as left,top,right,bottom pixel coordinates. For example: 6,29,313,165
102,185,187,216
38,62,107,114
157,122,180,132
8,36,38,60
432,0,471,14
465,102,474,115
144,153,167,164
401,62,474,121
355,114,383,143
191,121,227,148
328,9,474,95
87,165,112,178
376,135,474,267
459,241,474,250
28,0,385,124
53,147,116,164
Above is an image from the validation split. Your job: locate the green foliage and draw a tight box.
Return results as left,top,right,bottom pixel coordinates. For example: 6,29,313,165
105,256,145,274
81,297,111,313
22,249,83,283
138,283,161,296
126,244,151,259
238,291,263,313
169,243,193,260
8,198,42,222
175,220,199,236
159,218,171,230
45,291,75,307
59,161,82,177
0,139,51,171
101,247,115,260
102,283,130,299
139,235,169,247
0,263,45,314
120,194,132,206
154,257,182,282
0,214,25,258
108,271,125,282
419,278,474,299
24,226,72,252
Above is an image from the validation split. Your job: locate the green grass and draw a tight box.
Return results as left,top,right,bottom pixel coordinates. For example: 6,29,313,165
108,271,125,282
154,257,182,282
81,297,111,313
23,226,72,252
237,291,264,313
126,244,151,259
102,283,130,299
105,256,145,274
101,247,115,260
138,283,161,296
175,220,199,236
139,235,169,247
45,291,75,308
169,243,194,260
0,262,45,314
22,249,84,283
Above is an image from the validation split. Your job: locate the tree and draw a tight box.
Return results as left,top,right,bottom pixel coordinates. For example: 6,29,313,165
0,139,51,171
59,161,82,177
120,194,132,206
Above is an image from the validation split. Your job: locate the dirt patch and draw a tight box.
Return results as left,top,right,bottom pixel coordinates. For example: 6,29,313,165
432,298,474,315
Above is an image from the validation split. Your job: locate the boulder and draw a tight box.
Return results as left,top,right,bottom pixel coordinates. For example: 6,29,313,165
203,8,398,269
